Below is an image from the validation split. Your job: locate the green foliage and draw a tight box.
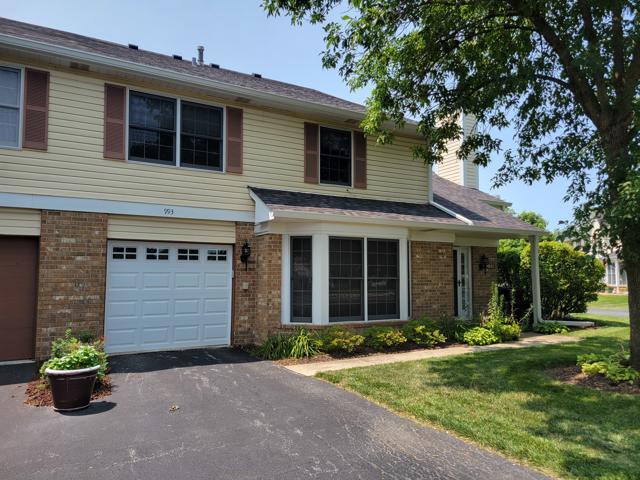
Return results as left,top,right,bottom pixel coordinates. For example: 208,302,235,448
499,241,605,320
401,317,446,348
462,327,500,346
534,321,570,335
41,329,108,380
480,284,522,341
289,328,322,358
577,350,640,384
318,326,365,353
364,327,407,350
491,323,522,342
431,315,476,341
254,329,321,360
253,333,293,360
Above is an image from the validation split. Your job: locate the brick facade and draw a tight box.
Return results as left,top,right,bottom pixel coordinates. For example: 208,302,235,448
471,246,498,318
232,223,282,345
35,210,108,359
410,241,455,319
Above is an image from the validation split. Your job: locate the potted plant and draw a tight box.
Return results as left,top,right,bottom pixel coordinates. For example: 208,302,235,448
40,338,108,412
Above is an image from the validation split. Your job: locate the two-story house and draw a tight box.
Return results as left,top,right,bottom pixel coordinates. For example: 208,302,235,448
0,17,544,361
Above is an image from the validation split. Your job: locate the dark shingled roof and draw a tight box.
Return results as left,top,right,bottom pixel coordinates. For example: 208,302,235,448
250,187,464,226
0,17,366,115
250,177,544,234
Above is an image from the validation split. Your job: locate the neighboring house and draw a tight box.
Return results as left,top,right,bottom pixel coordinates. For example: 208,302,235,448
0,17,543,362
581,220,628,294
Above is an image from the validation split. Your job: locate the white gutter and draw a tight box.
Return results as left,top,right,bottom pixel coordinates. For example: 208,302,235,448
248,190,274,223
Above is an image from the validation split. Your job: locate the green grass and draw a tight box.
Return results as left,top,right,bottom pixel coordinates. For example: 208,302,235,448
318,314,639,480
589,294,629,311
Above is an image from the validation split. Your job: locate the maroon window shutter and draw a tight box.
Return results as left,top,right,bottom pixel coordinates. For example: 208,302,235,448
22,68,49,150
353,131,367,189
226,107,243,173
103,84,126,160
304,122,319,183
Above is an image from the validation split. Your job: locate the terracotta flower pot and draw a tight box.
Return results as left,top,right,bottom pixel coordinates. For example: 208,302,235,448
45,365,100,412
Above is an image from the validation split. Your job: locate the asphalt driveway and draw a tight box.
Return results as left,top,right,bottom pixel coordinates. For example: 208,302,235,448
0,348,547,480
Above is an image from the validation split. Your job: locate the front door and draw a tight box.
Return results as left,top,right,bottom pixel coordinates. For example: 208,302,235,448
453,247,471,319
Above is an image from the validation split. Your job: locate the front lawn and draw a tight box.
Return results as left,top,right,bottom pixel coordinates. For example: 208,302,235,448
589,294,629,311
319,315,639,480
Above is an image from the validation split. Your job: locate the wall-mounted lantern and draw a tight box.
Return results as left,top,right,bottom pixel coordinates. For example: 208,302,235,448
240,241,251,271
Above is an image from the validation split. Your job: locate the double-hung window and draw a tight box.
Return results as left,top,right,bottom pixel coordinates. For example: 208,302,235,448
0,66,21,148
129,91,176,165
320,127,352,186
128,91,223,171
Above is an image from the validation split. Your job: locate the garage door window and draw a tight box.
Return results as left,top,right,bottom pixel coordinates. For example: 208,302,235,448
112,246,137,260
178,248,199,261
207,249,227,261
146,247,169,260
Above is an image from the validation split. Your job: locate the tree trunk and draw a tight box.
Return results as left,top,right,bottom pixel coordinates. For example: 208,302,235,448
625,253,640,371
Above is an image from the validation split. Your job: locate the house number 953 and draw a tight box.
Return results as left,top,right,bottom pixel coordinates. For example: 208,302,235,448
163,208,175,216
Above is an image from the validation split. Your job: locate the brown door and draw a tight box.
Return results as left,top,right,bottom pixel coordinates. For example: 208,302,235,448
0,237,38,361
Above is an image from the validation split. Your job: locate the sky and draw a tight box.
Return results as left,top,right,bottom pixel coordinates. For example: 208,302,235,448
1,0,575,229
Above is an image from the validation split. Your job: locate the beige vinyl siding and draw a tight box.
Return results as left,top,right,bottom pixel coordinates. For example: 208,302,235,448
436,113,479,188
0,66,430,214
0,207,41,236
462,114,479,189
107,215,235,243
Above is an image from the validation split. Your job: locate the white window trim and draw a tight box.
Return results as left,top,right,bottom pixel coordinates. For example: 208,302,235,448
318,125,355,189
0,63,25,151
124,86,227,173
281,229,409,325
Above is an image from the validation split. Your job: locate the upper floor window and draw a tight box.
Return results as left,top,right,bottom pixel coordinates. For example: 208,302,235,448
180,101,223,171
320,127,352,186
128,91,223,171
129,91,176,165
0,66,21,148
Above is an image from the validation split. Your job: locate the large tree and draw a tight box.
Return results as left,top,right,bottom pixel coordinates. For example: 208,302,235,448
264,0,640,368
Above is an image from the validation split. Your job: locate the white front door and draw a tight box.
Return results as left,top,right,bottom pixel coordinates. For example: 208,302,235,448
454,247,472,319
105,241,232,354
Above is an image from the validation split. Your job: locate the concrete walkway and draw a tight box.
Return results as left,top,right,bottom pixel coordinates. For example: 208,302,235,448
285,333,578,376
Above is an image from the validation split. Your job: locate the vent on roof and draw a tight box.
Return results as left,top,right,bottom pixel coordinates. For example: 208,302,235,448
344,119,359,125
210,63,220,69
128,43,138,50
252,73,262,79
173,54,182,60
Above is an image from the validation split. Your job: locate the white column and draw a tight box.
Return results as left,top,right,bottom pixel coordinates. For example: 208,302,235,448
280,235,290,324
399,239,409,320
312,233,329,324
614,258,621,294
530,235,542,325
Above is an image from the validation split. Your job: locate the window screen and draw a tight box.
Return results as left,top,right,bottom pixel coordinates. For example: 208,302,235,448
320,127,351,186
0,67,21,148
180,101,223,171
367,239,399,320
291,237,312,323
329,237,363,322
128,91,176,164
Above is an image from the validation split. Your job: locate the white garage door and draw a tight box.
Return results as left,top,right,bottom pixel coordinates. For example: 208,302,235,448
105,241,232,354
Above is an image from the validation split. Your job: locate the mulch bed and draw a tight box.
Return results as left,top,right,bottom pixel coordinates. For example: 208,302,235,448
275,341,461,366
24,376,113,407
547,365,640,395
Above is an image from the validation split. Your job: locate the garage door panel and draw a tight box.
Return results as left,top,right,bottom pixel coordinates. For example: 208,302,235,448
105,241,232,354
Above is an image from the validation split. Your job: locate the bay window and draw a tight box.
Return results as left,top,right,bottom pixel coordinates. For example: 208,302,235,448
329,237,364,322
291,237,312,323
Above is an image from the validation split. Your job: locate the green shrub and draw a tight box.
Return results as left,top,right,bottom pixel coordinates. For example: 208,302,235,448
289,328,322,358
534,321,570,334
431,315,475,341
364,326,407,350
253,328,321,359
40,345,108,380
462,327,500,346
252,333,293,360
577,351,640,384
491,323,522,341
318,326,365,353
402,317,447,347
500,240,605,320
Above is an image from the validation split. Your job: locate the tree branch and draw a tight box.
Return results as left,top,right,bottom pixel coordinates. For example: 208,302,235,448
506,0,604,129
577,0,610,108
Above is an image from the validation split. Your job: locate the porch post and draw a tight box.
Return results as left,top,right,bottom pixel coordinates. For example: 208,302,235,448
530,235,542,326
614,258,621,294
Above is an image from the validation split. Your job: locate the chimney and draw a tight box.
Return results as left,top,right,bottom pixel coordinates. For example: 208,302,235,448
197,45,204,66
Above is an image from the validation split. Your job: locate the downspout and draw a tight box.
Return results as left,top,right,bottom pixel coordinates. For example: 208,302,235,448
530,235,543,326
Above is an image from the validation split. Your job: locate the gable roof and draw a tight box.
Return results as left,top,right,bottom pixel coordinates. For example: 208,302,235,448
0,16,367,117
